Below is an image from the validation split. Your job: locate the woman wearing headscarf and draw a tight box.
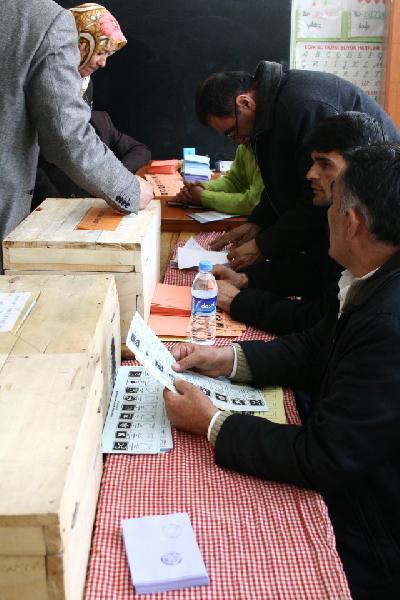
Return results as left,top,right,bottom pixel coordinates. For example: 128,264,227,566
33,3,151,206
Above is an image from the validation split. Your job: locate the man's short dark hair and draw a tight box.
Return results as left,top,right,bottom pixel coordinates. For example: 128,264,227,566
196,71,256,125
341,143,400,246
305,111,388,154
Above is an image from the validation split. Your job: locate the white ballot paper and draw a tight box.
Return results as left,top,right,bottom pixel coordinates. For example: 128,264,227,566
183,236,203,250
0,291,39,333
189,210,239,224
122,512,209,594
127,312,269,412
176,246,228,269
102,366,173,454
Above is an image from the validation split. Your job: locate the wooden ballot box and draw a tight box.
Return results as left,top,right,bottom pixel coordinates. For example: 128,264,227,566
0,273,120,600
3,198,161,354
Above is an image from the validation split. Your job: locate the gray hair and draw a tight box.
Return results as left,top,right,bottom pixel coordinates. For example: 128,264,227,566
340,177,373,232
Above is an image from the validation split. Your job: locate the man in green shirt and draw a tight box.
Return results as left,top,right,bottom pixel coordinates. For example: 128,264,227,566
174,143,264,216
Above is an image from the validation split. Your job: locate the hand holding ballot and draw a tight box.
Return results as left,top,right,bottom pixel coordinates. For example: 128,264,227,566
164,344,234,436
171,343,235,377
164,378,218,436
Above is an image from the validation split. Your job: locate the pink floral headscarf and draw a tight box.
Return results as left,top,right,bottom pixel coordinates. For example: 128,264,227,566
70,3,127,70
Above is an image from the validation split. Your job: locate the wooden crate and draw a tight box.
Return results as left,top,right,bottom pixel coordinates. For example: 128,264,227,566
3,198,161,351
0,273,121,600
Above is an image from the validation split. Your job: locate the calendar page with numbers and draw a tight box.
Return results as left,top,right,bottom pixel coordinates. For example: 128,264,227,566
291,0,386,101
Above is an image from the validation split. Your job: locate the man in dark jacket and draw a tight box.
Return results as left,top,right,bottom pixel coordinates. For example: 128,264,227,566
197,61,399,293
214,112,386,334
164,143,400,599
33,110,151,207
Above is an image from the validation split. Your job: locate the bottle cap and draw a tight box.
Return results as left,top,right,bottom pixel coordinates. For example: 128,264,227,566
198,260,213,272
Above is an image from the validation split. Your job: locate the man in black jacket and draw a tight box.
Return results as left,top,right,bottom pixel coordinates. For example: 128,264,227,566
197,62,399,293
164,143,400,599
214,111,386,334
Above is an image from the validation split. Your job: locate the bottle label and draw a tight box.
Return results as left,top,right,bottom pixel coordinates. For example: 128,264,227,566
191,294,217,315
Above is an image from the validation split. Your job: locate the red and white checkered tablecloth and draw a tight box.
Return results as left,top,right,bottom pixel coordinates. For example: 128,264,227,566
84,233,351,600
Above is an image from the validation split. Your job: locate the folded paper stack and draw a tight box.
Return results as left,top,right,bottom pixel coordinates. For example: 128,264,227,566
182,154,211,182
122,512,209,594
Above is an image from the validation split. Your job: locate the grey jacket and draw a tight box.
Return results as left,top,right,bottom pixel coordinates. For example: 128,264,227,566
0,0,140,271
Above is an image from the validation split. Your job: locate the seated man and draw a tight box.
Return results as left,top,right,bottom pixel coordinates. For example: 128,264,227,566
164,143,400,599
173,143,264,216
214,112,386,334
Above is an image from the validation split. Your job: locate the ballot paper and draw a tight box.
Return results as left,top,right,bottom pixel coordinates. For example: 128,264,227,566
184,236,203,250
176,246,228,269
102,366,173,454
0,291,40,333
122,512,209,594
189,210,239,224
127,312,269,412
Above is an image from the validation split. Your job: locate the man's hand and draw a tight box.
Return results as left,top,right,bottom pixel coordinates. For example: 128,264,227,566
228,239,264,271
174,181,204,206
217,280,241,312
164,379,218,435
138,176,154,209
171,343,234,377
209,222,260,251
213,264,248,289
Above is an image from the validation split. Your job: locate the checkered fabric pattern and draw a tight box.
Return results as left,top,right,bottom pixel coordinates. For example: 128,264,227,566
84,233,351,599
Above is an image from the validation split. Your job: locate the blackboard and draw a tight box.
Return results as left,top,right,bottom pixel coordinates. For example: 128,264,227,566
59,0,291,165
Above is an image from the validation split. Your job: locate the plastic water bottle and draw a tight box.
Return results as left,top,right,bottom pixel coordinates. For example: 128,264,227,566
189,260,218,345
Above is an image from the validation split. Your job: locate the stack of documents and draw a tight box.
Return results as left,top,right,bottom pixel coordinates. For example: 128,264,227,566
182,154,211,182
148,160,181,175
148,283,245,339
122,512,209,594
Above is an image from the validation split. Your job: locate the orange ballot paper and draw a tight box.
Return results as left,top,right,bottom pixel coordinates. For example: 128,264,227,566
148,284,246,337
77,207,124,231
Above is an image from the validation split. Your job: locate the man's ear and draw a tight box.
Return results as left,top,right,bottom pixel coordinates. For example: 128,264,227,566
346,207,363,241
236,93,256,113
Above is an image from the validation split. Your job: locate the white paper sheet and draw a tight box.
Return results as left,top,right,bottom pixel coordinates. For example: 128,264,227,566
297,0,343,39
122,512,209,594
183,237,203,250
189,210,239,224
102,366,173,454
177,247,228,269
127,313,269,412
350,0,385,39
0,292,36,333
294,41,383,99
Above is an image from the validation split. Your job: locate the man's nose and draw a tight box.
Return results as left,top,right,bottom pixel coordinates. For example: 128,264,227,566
306,165,318,180
98,56,108,68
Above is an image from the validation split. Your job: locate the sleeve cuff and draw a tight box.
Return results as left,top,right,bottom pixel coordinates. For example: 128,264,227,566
231,344,253,382
209,411,233,447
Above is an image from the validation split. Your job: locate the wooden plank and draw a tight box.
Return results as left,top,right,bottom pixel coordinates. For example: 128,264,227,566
384,0,400,127
0,556,48,600
5,271,149,347
0,527,46,557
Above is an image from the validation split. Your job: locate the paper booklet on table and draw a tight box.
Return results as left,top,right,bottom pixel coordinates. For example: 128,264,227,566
127,312,270,412
122,512,209,594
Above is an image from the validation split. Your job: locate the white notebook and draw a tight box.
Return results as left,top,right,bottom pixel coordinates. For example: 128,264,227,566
122,512,209,594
